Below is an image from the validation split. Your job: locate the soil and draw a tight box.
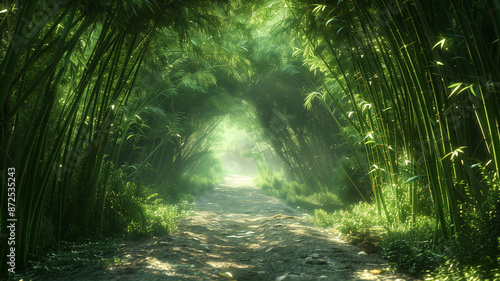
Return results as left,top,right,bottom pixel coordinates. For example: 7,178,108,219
15,175,417,281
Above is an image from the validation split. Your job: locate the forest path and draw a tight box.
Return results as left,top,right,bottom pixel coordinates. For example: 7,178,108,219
42,175,414,281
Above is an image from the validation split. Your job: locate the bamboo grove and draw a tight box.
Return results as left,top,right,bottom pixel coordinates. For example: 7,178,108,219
0,0,254,274
1,0,500,278
247,0,499,247
278,0,500,240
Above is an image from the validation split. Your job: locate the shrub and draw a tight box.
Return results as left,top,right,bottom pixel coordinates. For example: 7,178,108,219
103,176,149,235
310,209,336,227
310,202,381,234
102,168,193,239
126,204,184,240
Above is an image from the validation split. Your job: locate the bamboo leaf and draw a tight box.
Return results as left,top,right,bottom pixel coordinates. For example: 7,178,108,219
304,91,323,111
441,146,468,160
363,132,374,140
326,18,339,26
447,83,463,98
432,39,446,50
405,175,424,184
468,84,477,97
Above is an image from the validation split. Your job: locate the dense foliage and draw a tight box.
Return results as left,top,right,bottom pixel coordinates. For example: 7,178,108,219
1,0,500,279
0,0,235,276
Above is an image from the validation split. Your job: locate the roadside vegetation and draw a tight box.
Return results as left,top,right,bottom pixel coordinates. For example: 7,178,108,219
1,0,500,280
248,0,500,279
256,170,500,280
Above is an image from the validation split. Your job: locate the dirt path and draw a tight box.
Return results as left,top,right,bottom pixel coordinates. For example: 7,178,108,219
26,175,416,281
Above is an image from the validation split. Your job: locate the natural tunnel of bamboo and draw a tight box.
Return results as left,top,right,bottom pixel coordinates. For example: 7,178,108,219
1,0,500,280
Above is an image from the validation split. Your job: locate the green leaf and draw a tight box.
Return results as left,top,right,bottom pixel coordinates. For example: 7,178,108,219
469,85,477,97
363,132,374,140
326,18,339,26
432,39,446,50
448,82,463,88
447,83,463,98
405,175,424,183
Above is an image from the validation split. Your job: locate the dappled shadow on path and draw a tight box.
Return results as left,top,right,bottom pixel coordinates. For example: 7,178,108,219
94,175,414,281
35,175,415,281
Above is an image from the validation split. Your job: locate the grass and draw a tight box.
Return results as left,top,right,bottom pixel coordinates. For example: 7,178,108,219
309,195,500,280
310,203,382,234
125,203,188,240
255,171,345,213
99,164,222,241
256,169,500,279
16,174,206,278
18,156,223,274
425,258,500,281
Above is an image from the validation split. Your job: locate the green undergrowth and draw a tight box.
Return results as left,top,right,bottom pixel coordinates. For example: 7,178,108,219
17,170,220,279
256,170,500,279
254,171,344,213
310,194,500,280
310,203,383,233
101,173,198,240
102,165,223,240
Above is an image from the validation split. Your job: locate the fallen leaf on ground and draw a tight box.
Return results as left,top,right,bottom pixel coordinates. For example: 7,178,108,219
219,271,234,279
